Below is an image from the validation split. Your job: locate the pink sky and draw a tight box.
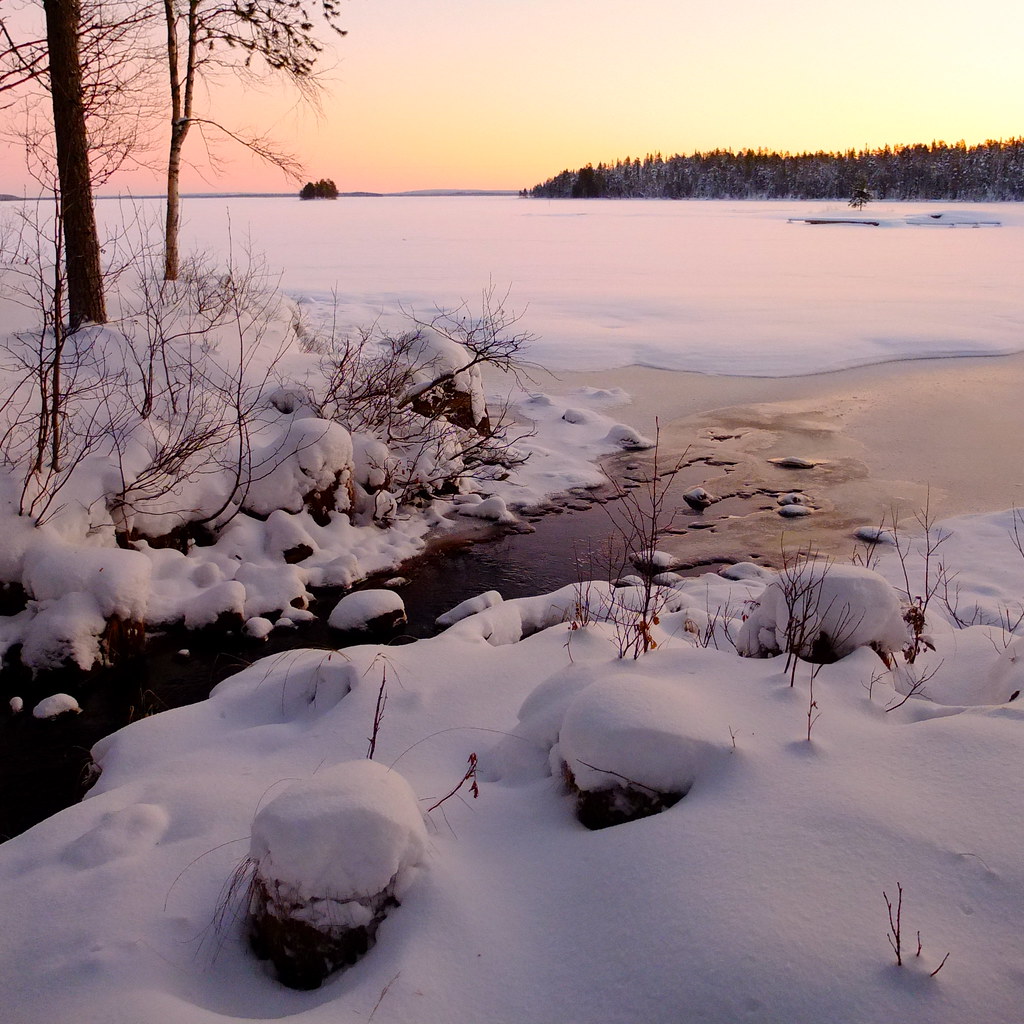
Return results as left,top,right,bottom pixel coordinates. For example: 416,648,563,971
2,0,1023,195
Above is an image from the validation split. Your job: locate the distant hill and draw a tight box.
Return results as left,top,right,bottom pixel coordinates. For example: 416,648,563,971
388,189,518,197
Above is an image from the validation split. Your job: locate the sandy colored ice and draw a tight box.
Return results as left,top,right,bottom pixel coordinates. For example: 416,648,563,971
492,353,1024,566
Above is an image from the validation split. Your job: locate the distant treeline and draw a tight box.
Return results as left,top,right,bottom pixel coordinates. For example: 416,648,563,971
527,139,1024,201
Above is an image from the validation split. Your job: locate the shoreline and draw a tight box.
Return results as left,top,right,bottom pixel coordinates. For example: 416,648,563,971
491,352,1024,565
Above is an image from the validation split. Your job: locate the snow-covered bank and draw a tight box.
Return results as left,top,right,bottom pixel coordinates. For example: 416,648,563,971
0,254,651,675
1,507,1022,1023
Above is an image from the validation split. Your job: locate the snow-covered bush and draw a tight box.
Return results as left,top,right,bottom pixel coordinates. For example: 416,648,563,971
307,290,531,504
737,561,908,665
0,220,552,672
244,759,427,989
242,418,354,523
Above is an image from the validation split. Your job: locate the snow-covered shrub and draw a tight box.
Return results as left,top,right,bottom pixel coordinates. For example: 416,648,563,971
308,290,531,503
737,561,908,664
243,418,354,524
244,759,427,989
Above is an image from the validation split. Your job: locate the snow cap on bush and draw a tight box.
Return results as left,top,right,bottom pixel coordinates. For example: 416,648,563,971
243,418,354,517
736,562,907,661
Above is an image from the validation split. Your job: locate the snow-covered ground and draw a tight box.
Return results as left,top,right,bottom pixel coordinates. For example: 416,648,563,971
2,198,1023,1022
1,508,1023,1023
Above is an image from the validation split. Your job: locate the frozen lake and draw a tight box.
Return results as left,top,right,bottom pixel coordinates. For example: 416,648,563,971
97,195,1024,377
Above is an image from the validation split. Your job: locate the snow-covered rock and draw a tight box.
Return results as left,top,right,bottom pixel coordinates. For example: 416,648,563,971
556,676,721,799
247,759,427,988
32,693,82,719
328,589,406,634
455,495,517,524
436,589,503,628
20,592,108,672
244,418,354,521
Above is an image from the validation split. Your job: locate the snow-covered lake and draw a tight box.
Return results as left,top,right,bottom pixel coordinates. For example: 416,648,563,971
102,195,1024,377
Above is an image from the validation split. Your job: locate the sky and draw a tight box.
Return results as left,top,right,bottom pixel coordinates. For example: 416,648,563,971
1,0,1023,195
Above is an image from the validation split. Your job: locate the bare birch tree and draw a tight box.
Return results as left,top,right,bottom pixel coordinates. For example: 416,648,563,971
160,0,347,280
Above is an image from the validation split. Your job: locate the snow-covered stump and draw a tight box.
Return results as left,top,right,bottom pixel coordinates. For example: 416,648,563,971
245,760,426,990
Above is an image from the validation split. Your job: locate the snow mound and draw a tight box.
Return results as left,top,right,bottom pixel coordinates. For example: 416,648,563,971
249,759,427,900
737,562,907,661
32,693,82,719
61,804,170,868
328,589,406,632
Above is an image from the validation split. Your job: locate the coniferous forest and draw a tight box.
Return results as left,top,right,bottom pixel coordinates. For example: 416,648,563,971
527,139,1024,200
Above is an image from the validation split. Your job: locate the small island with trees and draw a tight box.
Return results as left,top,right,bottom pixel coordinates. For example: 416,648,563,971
300,178,339,199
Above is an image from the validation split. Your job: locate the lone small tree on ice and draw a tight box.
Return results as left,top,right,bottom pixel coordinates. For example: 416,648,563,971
849,179,872,210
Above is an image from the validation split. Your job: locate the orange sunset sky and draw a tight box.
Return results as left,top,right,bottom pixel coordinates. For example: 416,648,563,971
2,0,1023,195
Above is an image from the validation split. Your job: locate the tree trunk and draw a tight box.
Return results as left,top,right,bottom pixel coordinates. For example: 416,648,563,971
42,0,106,327
162,0,196,282
164,122,185,281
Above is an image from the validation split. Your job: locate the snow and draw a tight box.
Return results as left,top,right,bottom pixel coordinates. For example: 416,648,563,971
117,195,1024,377
327,589,405,632
2,513,1024,1020
31,693,81,719
2,196,1024,1020
250,759,427,901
